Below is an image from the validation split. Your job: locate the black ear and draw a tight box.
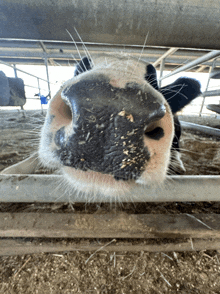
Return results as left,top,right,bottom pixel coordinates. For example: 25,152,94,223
145,64,159,90
160,77,201,114
74,57,92,76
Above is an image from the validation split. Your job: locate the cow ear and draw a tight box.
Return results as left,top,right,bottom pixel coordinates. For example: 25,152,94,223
145,64,159,90
160,77,201,113
74,57,92,76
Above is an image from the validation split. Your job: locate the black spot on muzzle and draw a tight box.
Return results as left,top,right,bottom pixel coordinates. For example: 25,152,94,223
55,76,166,181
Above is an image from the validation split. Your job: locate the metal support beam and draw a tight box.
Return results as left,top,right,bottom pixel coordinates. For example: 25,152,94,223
12,63,25,111
1,44,220,72
13,64,18,78
199,74,211,116
199,62,214,116
37,78,41,95
158,58,165,87
160,50,220,80
153,47,178,67
44,58,51,98
40,41,56,66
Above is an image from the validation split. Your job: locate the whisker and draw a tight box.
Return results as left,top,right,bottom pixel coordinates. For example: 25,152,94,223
71,54,84,72
74,26,95,67
66,29,88,72
132,33,149,75
161,83,189,92
163,85,189,102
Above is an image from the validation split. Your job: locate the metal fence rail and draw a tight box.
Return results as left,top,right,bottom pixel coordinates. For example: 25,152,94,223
1,174,220,202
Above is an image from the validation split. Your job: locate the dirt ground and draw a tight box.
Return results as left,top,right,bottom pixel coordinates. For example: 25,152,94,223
0,109,220,294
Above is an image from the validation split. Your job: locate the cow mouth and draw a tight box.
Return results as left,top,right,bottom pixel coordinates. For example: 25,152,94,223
62,166,138,197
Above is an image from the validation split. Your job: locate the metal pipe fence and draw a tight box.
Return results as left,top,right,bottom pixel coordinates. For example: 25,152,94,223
0,59,52,108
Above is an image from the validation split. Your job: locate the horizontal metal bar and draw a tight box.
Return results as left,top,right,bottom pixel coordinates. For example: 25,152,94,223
24,84,43,90
206,104,220,114
160,50,220,80
1,174,220,202
0,54,218,72
0,38,211,52
0,44,219,67
0,47,181,60
0,43,212,61
1,0,220,50
0,57,75,66
203,89,220,97
180,121,220,137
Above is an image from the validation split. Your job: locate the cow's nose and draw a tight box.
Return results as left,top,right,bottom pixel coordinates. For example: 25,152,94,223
55,78,168,180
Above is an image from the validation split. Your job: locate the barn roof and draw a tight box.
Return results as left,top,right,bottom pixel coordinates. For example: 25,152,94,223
0,0,220,74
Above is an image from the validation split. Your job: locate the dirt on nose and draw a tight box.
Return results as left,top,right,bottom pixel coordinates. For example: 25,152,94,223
54,76,166,180
55,104,151,181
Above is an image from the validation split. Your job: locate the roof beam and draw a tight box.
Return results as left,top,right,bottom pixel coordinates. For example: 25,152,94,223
196,65,208,73
153,47,178,67
39,41,56,66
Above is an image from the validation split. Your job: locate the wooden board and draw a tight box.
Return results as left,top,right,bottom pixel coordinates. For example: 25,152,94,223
0,238,220,256
0,213,219,239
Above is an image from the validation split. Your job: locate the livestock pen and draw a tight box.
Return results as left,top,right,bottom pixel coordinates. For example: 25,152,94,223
1,0,220,292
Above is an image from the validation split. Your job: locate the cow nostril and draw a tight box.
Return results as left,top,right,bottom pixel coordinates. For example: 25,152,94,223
145,126,164,140
58,99,72,122
64,102,72,120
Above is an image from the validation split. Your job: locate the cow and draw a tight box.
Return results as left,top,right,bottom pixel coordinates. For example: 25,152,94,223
1,53,201,199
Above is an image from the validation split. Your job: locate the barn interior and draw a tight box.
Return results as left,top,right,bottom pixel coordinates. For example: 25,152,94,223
1,1,220,293
1,0,220,115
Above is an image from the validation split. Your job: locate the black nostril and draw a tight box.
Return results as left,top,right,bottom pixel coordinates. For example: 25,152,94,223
145,127,164,140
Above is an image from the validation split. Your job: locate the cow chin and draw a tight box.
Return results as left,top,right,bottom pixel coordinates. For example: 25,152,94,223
61,164,166,199
62,166,138,198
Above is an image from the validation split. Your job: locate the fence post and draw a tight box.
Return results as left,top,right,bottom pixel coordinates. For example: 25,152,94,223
199,61,215,116
44,58,51,99
158,58,165,88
